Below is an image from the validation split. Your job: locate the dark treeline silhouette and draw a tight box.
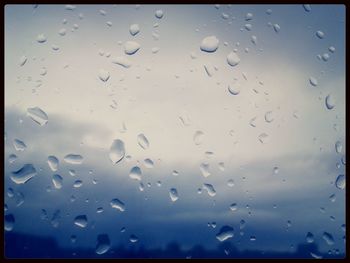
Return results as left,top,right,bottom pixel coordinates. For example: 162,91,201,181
5,232,344,259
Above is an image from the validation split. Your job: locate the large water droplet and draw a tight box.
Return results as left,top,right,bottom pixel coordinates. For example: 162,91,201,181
52,174,63,189
13,139,27,151
110,198,126,212
322,232,334,245
27,107,48,126
64,154,83,164
335,174,345,190
309,77,318,87
124,41,140,55
137,133,149,149
228,85,240,95
306,232,314,243
47,156,59,171
37,34,47,43
19,55,27,66
335,141,342,154
155,9,164,19
98,69,110,82
169,188,179,202
203,183,216,197
144,158,154,168
325,94,335,110
129,24,140,36
316,31,325,39
199,163,210,177
129,166,142,181
95,234,111,255
5,214,15,231
227,52,240,67
112,56,132,68
216,226,234,241
109,139,125,164
200,36,219,53
11,164,37,184
74,215,88,228
193,131,204,145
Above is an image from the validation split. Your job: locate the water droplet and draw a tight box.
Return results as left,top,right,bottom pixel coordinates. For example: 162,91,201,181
203,64,214,77
73,180,83,188
309,77,318,87
316,31,325,39
130,234,139,243
152,47,160,54
273,24,280,33
15,192,25,207
322,53,330,61
218,162,225,171
47,156,59,172
52,44,60,51
273,167,279,175
322,232,334,245
155,9,164,19
329,46,336,53
266,9,272,15
227,85,240,96
64,154,83,164
329,194,336,202
250,236,257,241
144,158,154,168
200,36,219,53
244,24,252,31
251,35,257,45
137,133,149,149
124,41,141,55
306,232,314,243
258,133,269,143
112,56,132,68
27,107,48,126
65,5,76,10
139,182,144,192
193,131,204,145
95,234,111,255
110,198,126,212
13,139,26,151
303,4,311,12
106,21,112,27
51,210,61,228
5,214,15,231
216,226,234,241
325,94,335,110
335,141,342,154
264,111,274,123
169,188,179,202
52,174,63,189
227,52,240,67
7,188,14,198
227,179,234,187
109,139,125,164
335,174,345,190
37,34,47,43
129,24,140,36
199,163,210,177
8,154,17,164
245,12,253,20
58,28,67,36
19,55,27,66
230,203,237,211
11,164,37,184
97,207,104,213
203,183,216,197
74,215,88,228
98,69,110,82
172,170,179,176
99,9,106,16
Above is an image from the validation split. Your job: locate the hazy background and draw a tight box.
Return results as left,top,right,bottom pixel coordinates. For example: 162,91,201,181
4,4,345,257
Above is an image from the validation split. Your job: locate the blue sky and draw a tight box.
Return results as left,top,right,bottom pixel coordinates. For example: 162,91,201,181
4,4,345,257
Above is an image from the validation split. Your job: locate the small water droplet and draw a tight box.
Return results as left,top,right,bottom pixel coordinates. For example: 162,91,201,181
218,162,225,171
322,232,334,245
193,131,204,145
58,28,67,36
74,215,88,228
325,94,335,110
200,36,219,53
329,46,336,53
335,174,345,190
15,192,25,207
37,34,47,43
64,154,83,164
316,31,325,39
169,188,179,202
266,9,272,15
322,53,330,61
309,77,318,86
73,180,83,188
273,24,280,33
172,170,179,176
47,156,59,171
112,56,132,68
306,232,314,243
199,163,210,177
129,166,143,181
52,174,63,189
155,9,164,19
8,154,17,164
216,226,234,241
258,133,269,144
230,203,237,211
264,111,274,123
124,41,141,55
227,179,234,187
227,52,240,67
13,139,27,151
228,85,240,95
27,107,48,126
144,158,154,168
335,141,342,154
11,164,37,184
130,234,139,243
245,13,253,21
98,69,110,82
203,183,216,197
129,24,140,36
19,55,27,66
109,139,125,164
106,21,112,27
244,24,252,31
137,133,149,149
110,198,126,212
51,210,61,228
99,9,106,16
95,234,111,255
5,214,15,231
303,4,311,12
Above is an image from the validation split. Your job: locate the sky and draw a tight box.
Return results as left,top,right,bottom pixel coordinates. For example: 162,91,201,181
4,4,346,257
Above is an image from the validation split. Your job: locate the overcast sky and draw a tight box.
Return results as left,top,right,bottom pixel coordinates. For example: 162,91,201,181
4,4,345,256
